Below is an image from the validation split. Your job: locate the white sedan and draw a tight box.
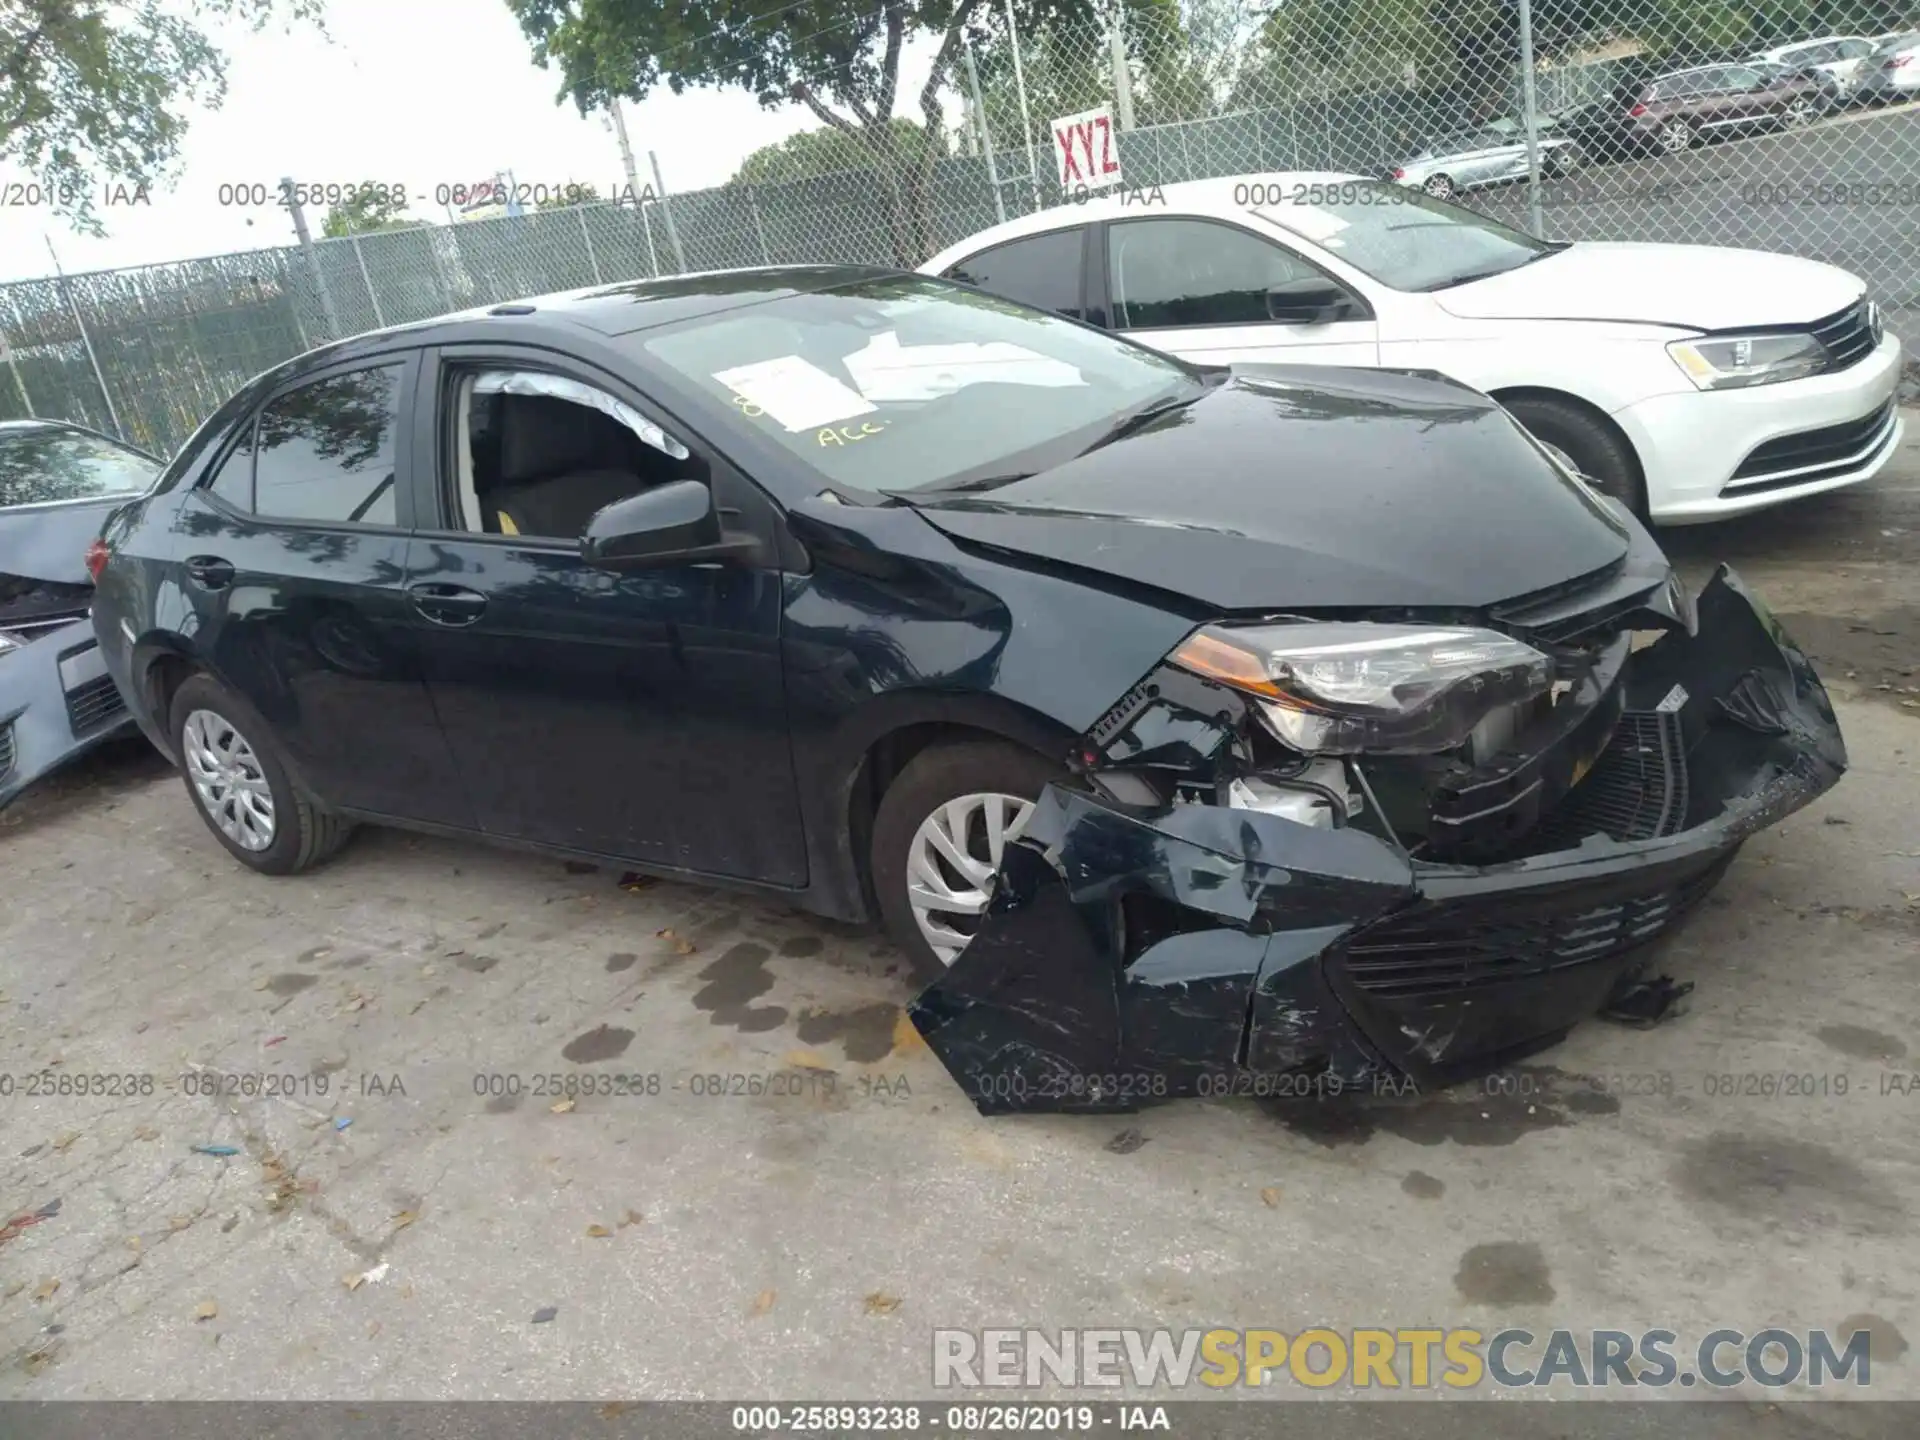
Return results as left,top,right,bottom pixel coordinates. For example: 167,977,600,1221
920,173,1903,523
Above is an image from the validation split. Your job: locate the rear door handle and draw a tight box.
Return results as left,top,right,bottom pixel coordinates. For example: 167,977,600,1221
408,583,488,627
184,555,235,590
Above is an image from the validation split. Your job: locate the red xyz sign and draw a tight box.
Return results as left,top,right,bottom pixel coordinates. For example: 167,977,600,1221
1051,105,1124,193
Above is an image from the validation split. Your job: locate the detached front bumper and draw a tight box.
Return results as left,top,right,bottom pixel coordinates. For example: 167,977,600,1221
911,568,1847,1114
0,617,138,812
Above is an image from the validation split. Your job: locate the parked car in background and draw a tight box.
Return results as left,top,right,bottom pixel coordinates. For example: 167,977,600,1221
84,267,1849,1111
1390,124,1583,199
1560,61,1828,156
1856,32,1920,102
922,173,1904,523
1746,36,1878,99
1745,57,1846,112
0,419,158,809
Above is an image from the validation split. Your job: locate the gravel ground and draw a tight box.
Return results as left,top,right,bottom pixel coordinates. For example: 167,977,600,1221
0,419,1916,1410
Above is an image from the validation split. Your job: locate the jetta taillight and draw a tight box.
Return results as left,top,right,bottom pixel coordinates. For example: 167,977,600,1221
84,538,111,581
1392,167,1406,179
1628,103,1648,116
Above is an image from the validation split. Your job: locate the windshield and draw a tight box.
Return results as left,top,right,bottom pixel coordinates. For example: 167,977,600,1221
1248,182,1557,291
0,426,159,509
639,275,1197,495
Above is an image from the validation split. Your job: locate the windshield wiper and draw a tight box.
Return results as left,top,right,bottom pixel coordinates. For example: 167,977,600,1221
1078,390,1203,455
897,471,1035,500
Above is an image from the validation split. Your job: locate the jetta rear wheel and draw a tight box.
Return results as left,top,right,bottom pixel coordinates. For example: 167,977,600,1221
871,740,1059,983
170,674,354,875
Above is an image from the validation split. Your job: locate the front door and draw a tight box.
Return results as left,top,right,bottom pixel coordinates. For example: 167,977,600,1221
1102,216,1379,368
399,349,808,884
176,355,470,825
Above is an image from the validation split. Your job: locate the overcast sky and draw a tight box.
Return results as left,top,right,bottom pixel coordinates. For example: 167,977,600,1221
0,0,947,283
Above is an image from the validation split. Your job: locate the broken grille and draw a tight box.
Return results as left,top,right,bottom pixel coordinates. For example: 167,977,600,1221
1341,854,1731,1000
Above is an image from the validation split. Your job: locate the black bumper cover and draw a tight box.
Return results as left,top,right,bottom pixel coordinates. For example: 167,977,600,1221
910,568,1848,1114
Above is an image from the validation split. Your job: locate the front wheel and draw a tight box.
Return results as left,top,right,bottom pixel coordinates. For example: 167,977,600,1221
170,673,355,875
1657,118,1695,154
871,739,1060,984
1501,396,1649,520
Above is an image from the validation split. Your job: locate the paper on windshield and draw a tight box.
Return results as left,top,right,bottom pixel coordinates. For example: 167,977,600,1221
843,331,1086,403
714,356,877,432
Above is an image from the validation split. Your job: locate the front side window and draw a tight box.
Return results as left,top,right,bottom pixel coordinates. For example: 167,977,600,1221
446,368,698,540
638,274,1193,496
944,230,1086,320
203,424,257,510
1108,219,1323,329
252,366,404,525
0,427,158,509
1248,180,1555,292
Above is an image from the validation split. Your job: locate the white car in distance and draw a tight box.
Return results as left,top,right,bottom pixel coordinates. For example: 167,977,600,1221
1748,35,1879,97
920,173,1904,524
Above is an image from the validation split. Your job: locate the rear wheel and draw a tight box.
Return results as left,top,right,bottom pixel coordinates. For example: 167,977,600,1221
1783,95,1818,128
1421,173,1457,200
871,740,1060,984
170,674,354,875
1501,395,1649,520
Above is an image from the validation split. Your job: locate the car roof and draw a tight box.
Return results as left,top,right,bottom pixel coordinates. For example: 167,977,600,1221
920,172,1362,270
276,263,912,369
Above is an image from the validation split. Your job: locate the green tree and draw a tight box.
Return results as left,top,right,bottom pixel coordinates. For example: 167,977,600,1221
506,0,1098,265
1,0,327,235
731,118,931,185
319,188,415,237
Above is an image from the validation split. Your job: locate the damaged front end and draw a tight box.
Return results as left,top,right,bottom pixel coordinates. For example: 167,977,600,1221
1,569,137,813
910,564,1847,1114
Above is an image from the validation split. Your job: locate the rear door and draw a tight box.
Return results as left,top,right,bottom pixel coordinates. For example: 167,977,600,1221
172,354,470,824
939,227,1092,323
397,345,807,883
1100,216,1378,367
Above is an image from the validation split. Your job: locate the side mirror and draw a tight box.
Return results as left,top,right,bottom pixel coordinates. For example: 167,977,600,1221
579,479,759,570
1266,279,1361,325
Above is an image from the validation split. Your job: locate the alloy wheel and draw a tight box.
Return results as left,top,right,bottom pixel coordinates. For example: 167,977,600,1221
906,792,1037,966
1422,174,1455,199
1785,98,1816,128
183,708,277,852
1659,120,1693,153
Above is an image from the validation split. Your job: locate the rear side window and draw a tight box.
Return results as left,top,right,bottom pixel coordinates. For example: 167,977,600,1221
944,230,1086,320
252,366,405,525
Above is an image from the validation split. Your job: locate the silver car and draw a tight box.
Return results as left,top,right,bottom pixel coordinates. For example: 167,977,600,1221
1856,31,1920,102
1390,123,1582,200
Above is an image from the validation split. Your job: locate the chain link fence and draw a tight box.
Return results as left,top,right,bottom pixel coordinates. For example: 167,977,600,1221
5,0,1918,457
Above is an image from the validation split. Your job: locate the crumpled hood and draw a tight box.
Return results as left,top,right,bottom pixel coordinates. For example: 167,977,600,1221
1433,242,1863,330
906,365,1633,613
0,498,124,590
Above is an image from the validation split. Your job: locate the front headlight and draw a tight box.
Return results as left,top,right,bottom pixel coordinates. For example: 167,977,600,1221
1667,332,1828,390
1169,622,1552,755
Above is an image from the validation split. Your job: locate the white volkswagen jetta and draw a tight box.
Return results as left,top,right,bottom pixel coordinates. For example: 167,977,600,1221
920,173,1903,523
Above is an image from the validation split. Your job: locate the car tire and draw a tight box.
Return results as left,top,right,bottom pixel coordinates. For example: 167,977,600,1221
1657,118,1695,154
1501,396,1649,519
1783,96,1818,128
169,673,354,875
1421,173,1456,199
1545,145,1583,176
870,739,1061,986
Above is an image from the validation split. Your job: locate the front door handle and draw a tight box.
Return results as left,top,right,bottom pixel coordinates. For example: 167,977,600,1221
408,583,488,627
184,555,235,590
